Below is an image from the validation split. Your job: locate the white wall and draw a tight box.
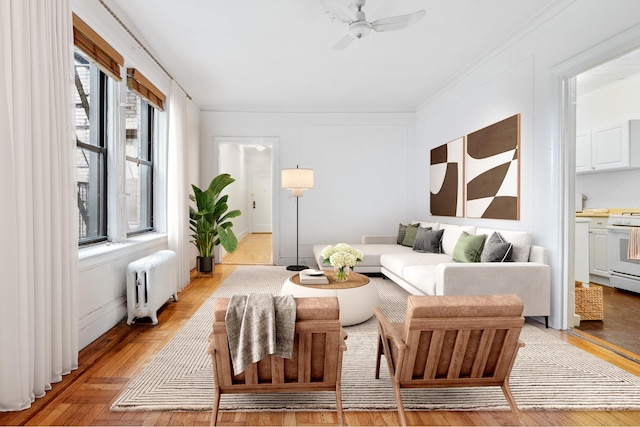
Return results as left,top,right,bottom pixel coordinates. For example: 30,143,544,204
576,73,640,208
201,112,416,267
416,1,640,329
219,144,251,240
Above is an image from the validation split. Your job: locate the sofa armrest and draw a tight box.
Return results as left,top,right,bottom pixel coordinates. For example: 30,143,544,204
435,262,550,317
361,235,397,244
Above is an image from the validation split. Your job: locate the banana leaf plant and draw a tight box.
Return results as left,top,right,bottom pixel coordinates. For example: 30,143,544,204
189,174,241,263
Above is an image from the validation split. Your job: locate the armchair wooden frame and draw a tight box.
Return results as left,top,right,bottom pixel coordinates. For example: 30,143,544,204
208,296,347,426
374,294,525,426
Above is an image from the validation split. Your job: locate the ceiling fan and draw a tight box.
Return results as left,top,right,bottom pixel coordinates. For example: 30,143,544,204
319,0,426,50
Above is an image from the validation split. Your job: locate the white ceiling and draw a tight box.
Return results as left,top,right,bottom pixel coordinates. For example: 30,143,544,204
109,0,561,112
577,48,640,96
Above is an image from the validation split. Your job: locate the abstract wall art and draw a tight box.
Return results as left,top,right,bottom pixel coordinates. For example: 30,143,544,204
465,114,520,220
430,137,464,217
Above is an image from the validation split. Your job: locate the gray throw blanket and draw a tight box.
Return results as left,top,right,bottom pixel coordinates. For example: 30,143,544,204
225,293,296,375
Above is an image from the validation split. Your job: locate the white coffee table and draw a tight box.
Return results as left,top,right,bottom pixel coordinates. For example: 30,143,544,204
281,272,379,326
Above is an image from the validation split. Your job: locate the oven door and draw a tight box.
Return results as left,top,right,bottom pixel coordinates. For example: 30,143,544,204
608,226,640,293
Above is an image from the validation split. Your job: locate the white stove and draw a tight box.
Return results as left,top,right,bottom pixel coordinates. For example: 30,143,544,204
607,212,640,294
608,212,640,227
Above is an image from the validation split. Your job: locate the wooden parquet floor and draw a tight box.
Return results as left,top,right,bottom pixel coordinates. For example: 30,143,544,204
2,265,640,426
574,284,640,357
221,233,273,265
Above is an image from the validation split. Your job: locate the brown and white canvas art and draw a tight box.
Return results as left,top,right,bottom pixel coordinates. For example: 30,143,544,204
430,137,464,217
465,114,520,220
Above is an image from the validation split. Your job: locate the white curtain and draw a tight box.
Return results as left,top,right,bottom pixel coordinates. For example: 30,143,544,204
0,0,78,411
167,80,191,290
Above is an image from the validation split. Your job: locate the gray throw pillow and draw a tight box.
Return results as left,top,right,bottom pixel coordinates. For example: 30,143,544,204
397,223,407,245
412,228,442,253
481,232,513,262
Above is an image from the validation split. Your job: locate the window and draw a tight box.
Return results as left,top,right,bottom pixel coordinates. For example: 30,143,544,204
75,49,108,244
73,15,165,245
125,91,154,234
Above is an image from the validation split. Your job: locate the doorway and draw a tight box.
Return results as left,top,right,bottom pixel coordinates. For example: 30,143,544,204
215,137,277,265
564,46,640,357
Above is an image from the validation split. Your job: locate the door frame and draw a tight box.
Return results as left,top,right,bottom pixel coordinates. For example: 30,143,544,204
213,136,279,264
553,25,640,329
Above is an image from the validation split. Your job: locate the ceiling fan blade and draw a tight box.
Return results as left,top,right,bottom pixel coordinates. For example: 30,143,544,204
331,35,356,50
319,0,358,23
371,10,426,32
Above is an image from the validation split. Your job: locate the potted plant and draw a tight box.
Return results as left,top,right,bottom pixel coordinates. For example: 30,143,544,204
189,173,241,273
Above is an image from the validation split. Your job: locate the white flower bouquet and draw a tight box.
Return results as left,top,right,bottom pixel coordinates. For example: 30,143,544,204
321,243,363,282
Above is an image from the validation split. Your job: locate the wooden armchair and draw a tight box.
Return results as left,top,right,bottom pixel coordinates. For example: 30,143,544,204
208,296,347,426
374,294,525,426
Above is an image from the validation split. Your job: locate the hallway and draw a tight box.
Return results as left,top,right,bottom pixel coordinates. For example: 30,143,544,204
221,233,273,265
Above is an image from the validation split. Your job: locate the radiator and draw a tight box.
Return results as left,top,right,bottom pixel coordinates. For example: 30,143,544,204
126,250,179,325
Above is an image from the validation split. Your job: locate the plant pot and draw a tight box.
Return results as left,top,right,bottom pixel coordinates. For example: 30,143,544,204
198,256,214,273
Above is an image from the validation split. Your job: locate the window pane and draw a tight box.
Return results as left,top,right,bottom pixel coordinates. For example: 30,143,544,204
125,91,153,234
126,161,152,232
74,51,91,146
77,147,105,242
75,48,107,244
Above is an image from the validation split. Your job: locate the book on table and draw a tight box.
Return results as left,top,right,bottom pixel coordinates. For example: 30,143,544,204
299,269,329,285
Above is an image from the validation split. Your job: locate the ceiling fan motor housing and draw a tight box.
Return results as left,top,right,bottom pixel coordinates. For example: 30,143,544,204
349,20,371,38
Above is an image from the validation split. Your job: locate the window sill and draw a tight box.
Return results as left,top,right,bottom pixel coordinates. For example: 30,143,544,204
78,232,168,271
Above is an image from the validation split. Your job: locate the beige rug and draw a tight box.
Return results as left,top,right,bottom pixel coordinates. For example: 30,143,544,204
111,266,640,412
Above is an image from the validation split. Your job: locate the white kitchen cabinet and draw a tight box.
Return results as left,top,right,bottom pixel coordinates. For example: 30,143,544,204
576,120,640,174
588,218,609,279
575,131,592,173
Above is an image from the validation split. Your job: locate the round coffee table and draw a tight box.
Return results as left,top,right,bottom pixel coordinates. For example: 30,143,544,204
281,272,379,326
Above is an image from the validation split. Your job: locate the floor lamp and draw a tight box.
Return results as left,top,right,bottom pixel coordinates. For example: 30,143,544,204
282,166,314,271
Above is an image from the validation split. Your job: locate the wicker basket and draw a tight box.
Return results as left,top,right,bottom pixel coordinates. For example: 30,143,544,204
575,284,604,321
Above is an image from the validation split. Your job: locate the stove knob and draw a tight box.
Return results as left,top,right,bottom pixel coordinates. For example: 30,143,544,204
623,219,631,225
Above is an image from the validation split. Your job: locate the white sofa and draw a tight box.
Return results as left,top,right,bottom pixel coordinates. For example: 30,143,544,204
312,221,551,323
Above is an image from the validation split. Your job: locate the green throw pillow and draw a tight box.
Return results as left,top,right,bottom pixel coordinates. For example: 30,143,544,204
401,224,419,247
452,232,487,263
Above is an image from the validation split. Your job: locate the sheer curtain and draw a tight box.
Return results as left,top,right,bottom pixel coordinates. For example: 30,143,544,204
0,0,79,411
167,80,191,290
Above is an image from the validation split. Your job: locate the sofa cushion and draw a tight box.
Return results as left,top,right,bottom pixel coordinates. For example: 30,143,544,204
381,252,453,279
452,232,487,263
476,227,531,262
413,220,440,230
440,224,477,255
402,265,439,295
412,228,442,253
481,232,513,262
401,224,420,247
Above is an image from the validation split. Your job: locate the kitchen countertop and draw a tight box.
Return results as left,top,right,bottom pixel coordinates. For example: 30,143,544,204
576,208,640,218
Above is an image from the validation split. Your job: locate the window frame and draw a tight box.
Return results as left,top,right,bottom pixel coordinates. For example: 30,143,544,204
76,58,109,246
125,99,155,236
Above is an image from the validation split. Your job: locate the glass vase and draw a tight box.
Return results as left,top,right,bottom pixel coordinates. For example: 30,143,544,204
333,266,350,282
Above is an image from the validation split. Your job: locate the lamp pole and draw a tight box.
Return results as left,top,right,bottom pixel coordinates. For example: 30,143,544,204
287,191,307,271
282,165,313,271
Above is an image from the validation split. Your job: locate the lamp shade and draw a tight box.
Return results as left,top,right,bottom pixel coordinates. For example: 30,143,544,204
281,168,314,191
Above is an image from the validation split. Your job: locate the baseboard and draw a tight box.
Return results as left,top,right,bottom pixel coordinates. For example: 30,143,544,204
79,296,127,349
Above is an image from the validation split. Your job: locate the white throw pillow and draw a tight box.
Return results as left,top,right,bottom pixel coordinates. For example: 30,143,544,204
476,227,532,262
440,223,477,255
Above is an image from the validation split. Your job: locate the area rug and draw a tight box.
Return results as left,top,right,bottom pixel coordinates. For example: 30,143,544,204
111,266,640,412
